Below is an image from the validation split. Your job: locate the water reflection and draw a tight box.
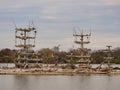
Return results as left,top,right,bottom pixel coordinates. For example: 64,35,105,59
0,75,120,90
13,76,30,90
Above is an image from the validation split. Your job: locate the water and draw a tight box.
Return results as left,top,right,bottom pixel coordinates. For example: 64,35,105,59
0,63,15,68
0,64,120,90
0,63,120,68
0,75,120,90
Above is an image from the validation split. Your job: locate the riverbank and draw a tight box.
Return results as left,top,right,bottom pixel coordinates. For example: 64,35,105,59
0,68,120,75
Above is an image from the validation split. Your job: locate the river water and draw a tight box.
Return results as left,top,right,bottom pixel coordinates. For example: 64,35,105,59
0,64,120,90
0,75,120,90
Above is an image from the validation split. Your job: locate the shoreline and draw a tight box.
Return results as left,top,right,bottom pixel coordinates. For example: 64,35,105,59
0,68,120,76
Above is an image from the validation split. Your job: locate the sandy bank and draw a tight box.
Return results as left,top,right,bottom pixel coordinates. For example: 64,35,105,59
0,68,120,75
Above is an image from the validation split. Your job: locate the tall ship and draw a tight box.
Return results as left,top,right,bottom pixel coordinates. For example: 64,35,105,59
14,24,41,68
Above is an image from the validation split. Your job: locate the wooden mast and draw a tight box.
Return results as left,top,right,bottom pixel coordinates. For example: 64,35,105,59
15,24,37,68
73,28,91,69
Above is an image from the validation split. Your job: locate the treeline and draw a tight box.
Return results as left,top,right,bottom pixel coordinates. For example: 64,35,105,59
0,48,120,64
0,48,15,63
91,48,120,64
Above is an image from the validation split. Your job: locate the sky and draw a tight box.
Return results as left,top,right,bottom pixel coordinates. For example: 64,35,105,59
0,0,120,51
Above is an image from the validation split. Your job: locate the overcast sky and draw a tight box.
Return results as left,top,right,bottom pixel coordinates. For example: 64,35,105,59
0,0,120,51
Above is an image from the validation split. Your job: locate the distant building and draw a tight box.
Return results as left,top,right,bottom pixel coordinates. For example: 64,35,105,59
52,46,59,53
52,45,60,53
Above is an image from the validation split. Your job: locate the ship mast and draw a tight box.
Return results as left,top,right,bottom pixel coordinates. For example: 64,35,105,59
73,28,91,69
97,46,113,70
15,24,37,68
106,46,112,68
